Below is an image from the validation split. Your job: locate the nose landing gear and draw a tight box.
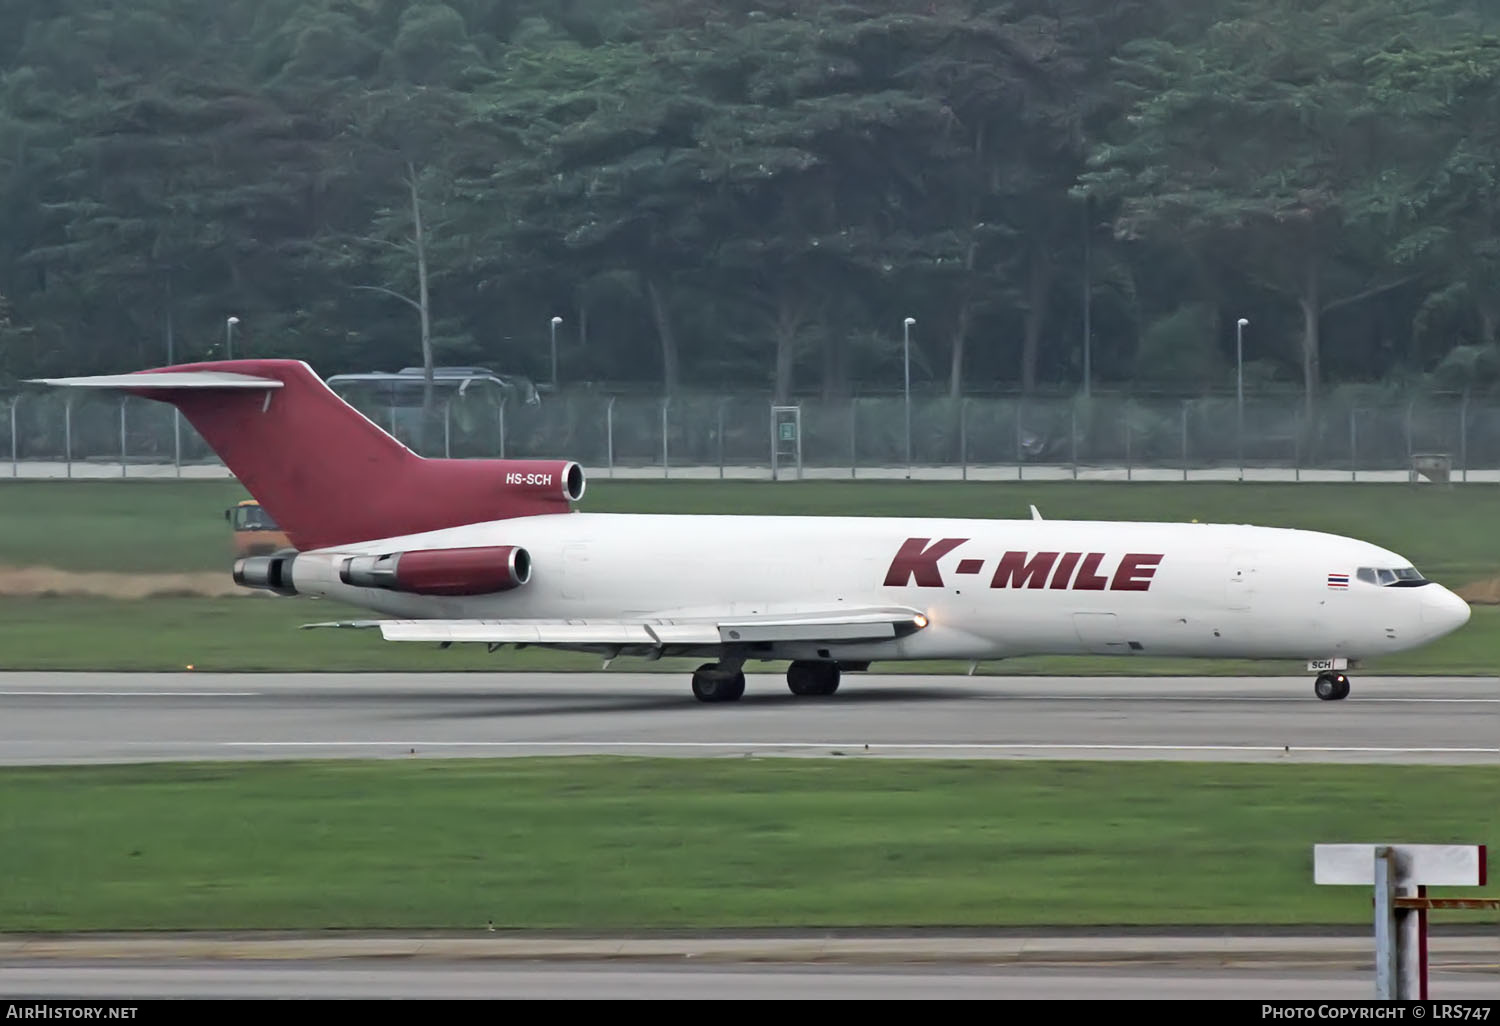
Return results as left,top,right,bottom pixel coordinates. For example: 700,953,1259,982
1314,671,1350,701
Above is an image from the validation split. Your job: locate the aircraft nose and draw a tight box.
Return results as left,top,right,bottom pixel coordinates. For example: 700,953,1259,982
1420,586,1471,636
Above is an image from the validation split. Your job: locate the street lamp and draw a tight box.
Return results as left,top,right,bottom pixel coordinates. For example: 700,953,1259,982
1082,196,1092,398
1236,318,1249,479
226,316,239,360
550,316,562,389
903,316,915,479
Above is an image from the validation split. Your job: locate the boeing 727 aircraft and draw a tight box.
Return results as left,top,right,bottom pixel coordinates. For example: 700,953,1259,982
32,360,1471,703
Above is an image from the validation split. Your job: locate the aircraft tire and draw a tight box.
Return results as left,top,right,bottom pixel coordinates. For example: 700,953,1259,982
787,660,840,697
693,663,745,703
1314,671,1350,701
724,672,746,700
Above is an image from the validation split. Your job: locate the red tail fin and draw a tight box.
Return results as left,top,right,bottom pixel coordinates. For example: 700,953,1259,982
38,360,582,550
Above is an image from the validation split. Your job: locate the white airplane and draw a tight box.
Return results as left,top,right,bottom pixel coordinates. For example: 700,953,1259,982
32,359,1471,703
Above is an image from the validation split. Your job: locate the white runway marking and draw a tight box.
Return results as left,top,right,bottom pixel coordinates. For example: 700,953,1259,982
977,695,1500,703
205,741,1500,755
0,691,261,697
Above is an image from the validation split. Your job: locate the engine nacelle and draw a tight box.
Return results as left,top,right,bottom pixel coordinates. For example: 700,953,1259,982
491,460,585,505
233,552,298,596
339,545,531,596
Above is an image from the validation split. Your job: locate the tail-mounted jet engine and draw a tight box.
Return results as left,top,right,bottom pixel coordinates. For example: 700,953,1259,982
234,545,531,597
339,545,531,596
232,551,297,596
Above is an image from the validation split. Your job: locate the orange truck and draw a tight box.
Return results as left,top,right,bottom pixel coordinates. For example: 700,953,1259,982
225,499,292,558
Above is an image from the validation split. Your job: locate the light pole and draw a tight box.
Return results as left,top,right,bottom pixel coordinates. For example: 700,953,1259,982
903,316,915,479
1082,196,1092,397
550,316,562,390
226,316,239,360
1236,317,1249,479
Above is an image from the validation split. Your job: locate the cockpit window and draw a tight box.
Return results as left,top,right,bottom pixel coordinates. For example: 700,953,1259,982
1356,566,1429,587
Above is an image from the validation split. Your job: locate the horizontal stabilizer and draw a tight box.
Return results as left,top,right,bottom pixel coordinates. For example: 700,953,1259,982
27,371,284,390
301,607,927,648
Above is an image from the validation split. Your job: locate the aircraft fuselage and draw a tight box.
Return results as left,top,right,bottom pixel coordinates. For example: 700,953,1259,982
285,513,1470,666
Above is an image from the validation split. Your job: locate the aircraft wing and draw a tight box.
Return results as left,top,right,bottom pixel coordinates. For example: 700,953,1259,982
301,607,927,656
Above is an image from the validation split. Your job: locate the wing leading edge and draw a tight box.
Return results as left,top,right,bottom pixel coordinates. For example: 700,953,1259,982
28,371,283,390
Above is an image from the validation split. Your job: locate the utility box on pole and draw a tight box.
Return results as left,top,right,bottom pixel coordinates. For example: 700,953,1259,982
771,405,801,481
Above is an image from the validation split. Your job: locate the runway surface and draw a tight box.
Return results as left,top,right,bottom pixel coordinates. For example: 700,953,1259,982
1,671,1496,765
2,960,1498,999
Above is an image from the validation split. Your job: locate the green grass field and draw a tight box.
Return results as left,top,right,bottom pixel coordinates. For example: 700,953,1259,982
0,478,1494,673
1,758,1495,932
0,479,248,573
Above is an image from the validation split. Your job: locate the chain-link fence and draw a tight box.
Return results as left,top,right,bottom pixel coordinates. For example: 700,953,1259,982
3,388,1497,481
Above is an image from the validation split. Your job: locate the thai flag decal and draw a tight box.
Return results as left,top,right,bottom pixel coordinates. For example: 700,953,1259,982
1327,572,1349,589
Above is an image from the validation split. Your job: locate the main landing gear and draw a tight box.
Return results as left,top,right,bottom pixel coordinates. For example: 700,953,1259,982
786,660,840,697
691,662,746,703
690,659,843,703
1314,671,1351,701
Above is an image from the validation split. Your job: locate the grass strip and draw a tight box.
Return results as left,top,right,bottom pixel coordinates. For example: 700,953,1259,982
2,758,1497,932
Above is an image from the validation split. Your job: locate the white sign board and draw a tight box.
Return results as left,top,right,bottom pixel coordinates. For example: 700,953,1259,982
1314,844,1487,887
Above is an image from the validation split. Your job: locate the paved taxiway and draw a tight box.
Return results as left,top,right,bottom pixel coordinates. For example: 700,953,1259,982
3,961,1498,999
0,671,1495,765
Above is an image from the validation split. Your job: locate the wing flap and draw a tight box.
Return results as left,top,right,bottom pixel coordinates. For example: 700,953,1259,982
381,620,666,646
301,607,924,647
648,623,728,646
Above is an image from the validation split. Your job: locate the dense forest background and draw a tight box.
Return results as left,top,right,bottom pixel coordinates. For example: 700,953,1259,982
1,0,1498,406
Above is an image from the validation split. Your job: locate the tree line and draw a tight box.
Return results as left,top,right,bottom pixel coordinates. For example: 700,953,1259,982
1,0,1497,409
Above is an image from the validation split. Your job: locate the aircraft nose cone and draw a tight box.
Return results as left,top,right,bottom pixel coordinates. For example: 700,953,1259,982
1421,586,1471,635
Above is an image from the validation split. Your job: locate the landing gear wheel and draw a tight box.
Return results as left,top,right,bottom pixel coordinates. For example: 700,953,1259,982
787,660,840,697
1314,671,1350,701
692,663,746,703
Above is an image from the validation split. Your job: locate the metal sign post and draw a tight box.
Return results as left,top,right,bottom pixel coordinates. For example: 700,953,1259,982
1314,843,1492,1000
1372,847,1399,999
